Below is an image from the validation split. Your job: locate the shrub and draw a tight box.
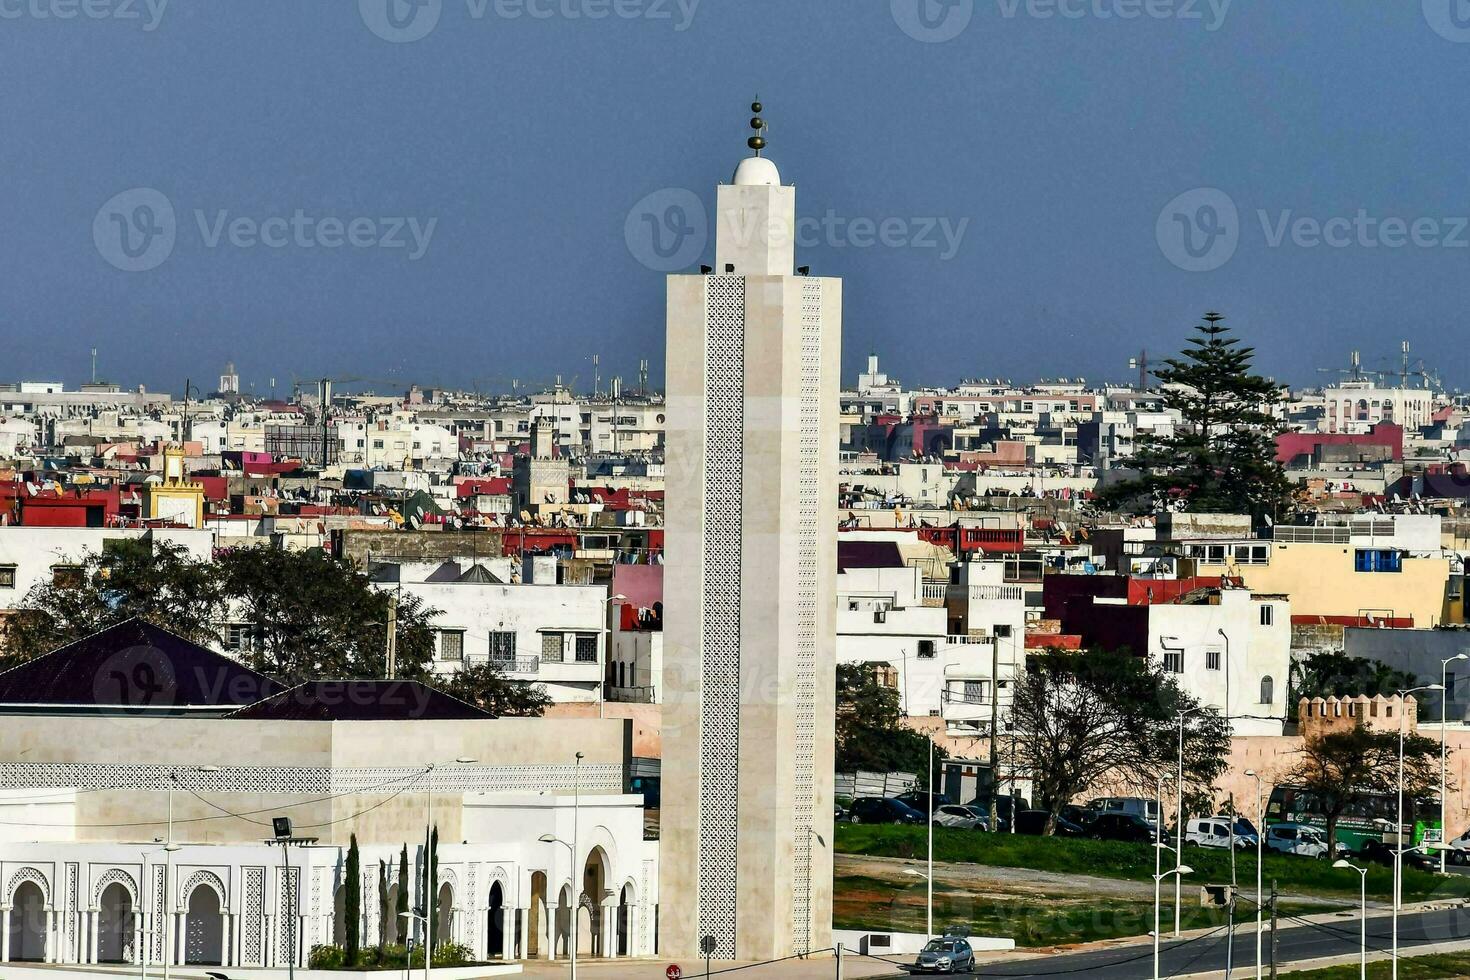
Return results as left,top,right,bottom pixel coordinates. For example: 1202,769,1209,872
308,945,347,970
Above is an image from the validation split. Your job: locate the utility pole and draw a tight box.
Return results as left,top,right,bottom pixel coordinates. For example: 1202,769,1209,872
384,594,398,679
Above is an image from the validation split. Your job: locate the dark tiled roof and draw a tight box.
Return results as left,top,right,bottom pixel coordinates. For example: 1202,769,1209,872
226,680,490,721
0,618,283,712
837,540,906,572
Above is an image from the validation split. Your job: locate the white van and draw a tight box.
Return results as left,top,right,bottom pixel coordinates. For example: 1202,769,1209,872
1265,822,1329,858
1187,816,1260,850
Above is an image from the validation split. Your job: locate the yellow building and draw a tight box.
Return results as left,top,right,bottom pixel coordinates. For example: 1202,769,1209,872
143,444,206,528
1190,539,1450,627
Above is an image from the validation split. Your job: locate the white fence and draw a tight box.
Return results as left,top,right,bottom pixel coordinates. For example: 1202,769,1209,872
835,770,918,799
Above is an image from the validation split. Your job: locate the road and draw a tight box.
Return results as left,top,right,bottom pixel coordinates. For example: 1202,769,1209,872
940,905,1470,979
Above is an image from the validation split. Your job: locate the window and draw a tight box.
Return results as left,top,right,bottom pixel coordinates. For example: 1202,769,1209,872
1260,675,1275,705
1355,549,1402,573
994,624,1013,639
874,609,887,624
1206,649,1221,671
917,640,936,660
0,565,14,589
574,634,598,664
51,565,83,588
438,630,464,662
1260,605,1274,627
540,632,563,663
1163,650,1183,674
963,680,987,703
488,631,517,662
224,623,253,654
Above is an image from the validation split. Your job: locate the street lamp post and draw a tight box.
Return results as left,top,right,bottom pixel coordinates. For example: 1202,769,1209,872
1174,706,1199,937
1394,684,1442,980
1243,769,1265,980
1441,655,1467,874
162,765,219,980
1332,860,1369,980
138,839,176,980
1218,627,1236,891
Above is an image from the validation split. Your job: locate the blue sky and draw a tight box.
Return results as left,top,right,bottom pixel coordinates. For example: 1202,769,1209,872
4,1,1470,395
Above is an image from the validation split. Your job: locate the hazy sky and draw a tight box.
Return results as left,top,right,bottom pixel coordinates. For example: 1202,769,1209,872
5,1,1470,396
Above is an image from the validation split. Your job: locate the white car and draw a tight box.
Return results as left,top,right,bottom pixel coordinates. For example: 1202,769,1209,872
1266,823,1330,859
1447,830,1470,866
933,804,985,830
1187,816,1260,850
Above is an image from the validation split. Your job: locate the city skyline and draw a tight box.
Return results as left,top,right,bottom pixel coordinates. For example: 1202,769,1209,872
6,5,1470,392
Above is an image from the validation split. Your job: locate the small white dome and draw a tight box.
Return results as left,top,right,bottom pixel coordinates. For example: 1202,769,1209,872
733,156,781,187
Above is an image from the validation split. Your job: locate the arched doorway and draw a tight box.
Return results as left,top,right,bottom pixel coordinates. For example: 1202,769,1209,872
8,881,46,962
384,884,400,945
555,885,572,958
487,881,504,958
97,881,134,964
333,885,347,946
528,872,547,958
581,847,609,957
183,884,224,965
616,883,634,956
435,882,453,947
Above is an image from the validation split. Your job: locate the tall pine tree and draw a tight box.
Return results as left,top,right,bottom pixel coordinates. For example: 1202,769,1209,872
395,846,409,945
344,835,361,965
1103,313,1295,522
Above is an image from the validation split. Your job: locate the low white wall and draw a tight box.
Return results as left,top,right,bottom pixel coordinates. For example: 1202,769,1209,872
0,966,521,980
833,929,1015,956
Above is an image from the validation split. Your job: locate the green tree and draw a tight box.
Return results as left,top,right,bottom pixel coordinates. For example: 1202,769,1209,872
1282,723,1441,849
395,846,409,943
377,859,389,947
437,659,551,717
345,834,362,965
427,826,440,948
1290,651,1418,703
1009,648,1232,834
1,540,227,663
1102,313,1295,523
835,663,945,783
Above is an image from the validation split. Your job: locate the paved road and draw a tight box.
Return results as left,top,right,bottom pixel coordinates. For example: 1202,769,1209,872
928,906,1470,979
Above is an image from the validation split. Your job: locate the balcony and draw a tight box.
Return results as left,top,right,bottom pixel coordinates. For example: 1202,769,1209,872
921,583,947,607
466,654,541,676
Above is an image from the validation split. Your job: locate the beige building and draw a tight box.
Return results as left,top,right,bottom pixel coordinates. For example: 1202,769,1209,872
661,118,841,961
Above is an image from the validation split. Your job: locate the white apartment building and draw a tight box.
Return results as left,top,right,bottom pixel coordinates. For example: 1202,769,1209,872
1323,383,1434,434
375,557,611,703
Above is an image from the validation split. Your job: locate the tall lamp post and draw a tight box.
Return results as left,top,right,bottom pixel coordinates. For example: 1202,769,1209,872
139,839,177,980
1243,769,1265,980
1332,860,1369,980
927,734,934,937
1174,706,1199,936
1441,654,1467,874
1217,627,1236,891
1152,776,1194,980
1394,684,1442,980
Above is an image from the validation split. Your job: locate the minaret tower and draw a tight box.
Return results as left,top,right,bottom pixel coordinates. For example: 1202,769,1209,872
660,103,842,961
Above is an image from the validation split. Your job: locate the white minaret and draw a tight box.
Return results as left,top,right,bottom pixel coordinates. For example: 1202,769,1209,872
660,104,841,961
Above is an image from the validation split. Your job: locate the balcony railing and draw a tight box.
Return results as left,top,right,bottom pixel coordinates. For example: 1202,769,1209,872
466,654,541,675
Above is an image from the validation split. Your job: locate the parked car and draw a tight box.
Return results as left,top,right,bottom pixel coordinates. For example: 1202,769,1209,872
896,791,955,816
1061,804,1096,829
1014,809,1086,837
1088,813,1160,844
1359,839,1440,872
959,805,1005,832
1446,829,1470,866
846,797,926,825
912,936,975,974
1086,796,1162,828
1265,823,1331,859
1187,816,1260,850
933,804,985,830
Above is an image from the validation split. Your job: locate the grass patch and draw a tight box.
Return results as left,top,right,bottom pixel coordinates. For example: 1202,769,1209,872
834,824,1470,904
834,873,1322,948
1283,952,1470,978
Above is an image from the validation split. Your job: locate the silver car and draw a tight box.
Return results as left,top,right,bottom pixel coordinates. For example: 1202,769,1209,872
913,937,975,974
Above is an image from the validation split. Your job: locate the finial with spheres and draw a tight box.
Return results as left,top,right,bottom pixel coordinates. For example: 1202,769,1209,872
748,100,767,156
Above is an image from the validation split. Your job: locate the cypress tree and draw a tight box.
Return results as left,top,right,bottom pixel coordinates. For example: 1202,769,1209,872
344,835,362,965
395,845,409,945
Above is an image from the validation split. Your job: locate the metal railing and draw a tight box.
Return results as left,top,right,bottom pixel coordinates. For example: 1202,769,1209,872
466,654,541,674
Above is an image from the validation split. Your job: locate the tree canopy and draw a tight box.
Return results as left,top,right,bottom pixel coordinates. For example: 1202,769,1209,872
1009,648,1232,834
1290,651,1418,703
1102,313,1296,523
0,541,548,716
835,663,944,784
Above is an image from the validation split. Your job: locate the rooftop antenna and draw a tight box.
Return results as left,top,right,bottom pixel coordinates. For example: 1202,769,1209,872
748,98,767,156
90,347,97,385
